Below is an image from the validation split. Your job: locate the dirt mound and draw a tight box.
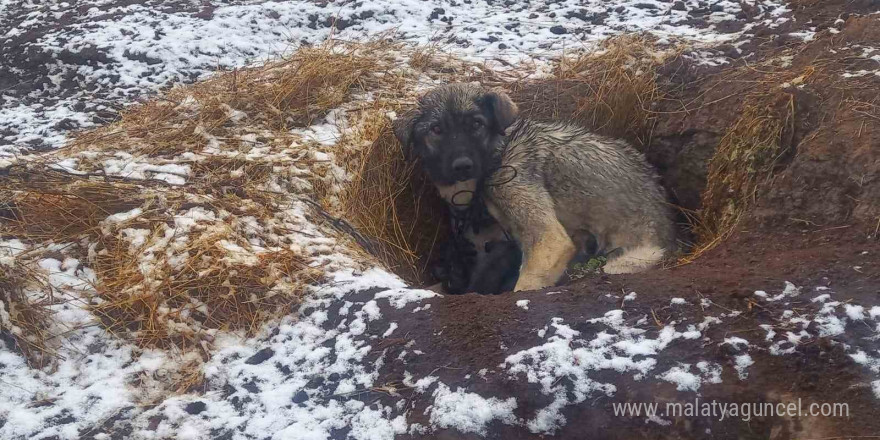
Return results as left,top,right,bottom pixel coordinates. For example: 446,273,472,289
650,12,880,236
373,225,879,439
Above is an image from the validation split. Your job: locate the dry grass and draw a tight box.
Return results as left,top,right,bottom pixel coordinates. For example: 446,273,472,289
513,34,680,143
0,166,146,241
556,34,670,140
695,100,790,243
0,261,53,367
92,225,322,350
335,107,449,284
409,44,443,72
1,163,323,350
0,40,417,355
72,39,397,158
1,40,420,353
682,66,809,260
189,157,278,218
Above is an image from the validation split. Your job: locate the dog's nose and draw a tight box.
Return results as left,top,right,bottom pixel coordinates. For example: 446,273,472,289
451,157,473,179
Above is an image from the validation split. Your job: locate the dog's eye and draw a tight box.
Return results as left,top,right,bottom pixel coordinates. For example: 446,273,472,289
471,120,484,130
431,124,443,135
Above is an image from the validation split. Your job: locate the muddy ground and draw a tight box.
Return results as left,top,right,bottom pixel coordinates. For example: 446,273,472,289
373,225,879,439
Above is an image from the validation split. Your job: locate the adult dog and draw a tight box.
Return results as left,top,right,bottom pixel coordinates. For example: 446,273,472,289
394,83,675,292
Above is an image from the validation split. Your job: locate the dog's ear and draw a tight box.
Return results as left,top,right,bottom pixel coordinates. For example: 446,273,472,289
392,108,420,157
481,91,519,135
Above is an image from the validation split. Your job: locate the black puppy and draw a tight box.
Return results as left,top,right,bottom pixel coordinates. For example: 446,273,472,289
468,239,521,294
430,235,476,294
430,237,521,295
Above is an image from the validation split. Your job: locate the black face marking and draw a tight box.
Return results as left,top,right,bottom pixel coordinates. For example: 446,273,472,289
393,84,519,186
414,109,492,184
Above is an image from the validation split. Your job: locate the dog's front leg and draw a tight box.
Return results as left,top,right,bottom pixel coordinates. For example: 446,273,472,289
487,186,576,292
514,222,576,291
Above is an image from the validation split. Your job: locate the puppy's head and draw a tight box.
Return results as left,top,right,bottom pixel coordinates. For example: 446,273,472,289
393,83,518,186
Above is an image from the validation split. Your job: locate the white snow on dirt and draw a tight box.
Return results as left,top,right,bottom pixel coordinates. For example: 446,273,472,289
499,311,704,433
840,44,880,78
428,384,518,435
5,227,880,439
1,240,435,440
0,0,792,157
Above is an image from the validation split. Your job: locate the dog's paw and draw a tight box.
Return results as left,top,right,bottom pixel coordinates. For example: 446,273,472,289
603,245,665,274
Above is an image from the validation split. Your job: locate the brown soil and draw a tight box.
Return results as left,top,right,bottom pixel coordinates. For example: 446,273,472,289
651,13,880,230
368,224,879,439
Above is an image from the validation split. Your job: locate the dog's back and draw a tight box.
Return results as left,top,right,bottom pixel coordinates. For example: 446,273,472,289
489,120,676,273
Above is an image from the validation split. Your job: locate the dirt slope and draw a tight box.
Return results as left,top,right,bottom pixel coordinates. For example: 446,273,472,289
372,225,879,439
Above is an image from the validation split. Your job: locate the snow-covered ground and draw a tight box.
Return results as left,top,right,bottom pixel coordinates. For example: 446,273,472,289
5,248,880,439
3,1,880,439
0,0,793,156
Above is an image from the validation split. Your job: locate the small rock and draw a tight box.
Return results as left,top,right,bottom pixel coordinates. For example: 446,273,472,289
614,6,626,13
717,44,741,59
292,391,309,404
566,9,589,21
276,362,292,376
242,381,260,394
54,118,79,131
429,7,445,21
634,3,659,9
95,110,117,120
245,348,274,365
719,343,741,356
710,3,724,12
716,19,744,33
185,401,207,415
147,415,164,430
549,25,567,35
498,43,508,49
672,1,687,11
306,376,325,389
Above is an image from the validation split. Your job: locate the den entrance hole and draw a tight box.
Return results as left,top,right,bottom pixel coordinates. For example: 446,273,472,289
337,81,707,291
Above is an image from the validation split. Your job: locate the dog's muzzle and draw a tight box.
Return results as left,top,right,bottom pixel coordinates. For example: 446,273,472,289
451,157,474,181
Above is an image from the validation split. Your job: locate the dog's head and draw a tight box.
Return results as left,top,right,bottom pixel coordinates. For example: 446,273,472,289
393,83,518,186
